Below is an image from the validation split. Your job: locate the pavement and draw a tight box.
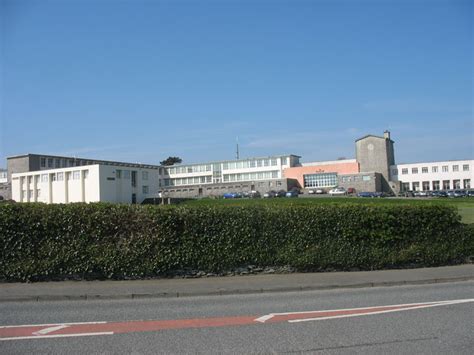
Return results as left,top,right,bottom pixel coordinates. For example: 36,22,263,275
1,264,473,302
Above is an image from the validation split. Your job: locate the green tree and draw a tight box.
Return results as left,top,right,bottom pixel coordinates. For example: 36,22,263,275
160,156,182,166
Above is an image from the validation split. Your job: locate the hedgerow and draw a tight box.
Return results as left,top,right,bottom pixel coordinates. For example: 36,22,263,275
0,203,472,281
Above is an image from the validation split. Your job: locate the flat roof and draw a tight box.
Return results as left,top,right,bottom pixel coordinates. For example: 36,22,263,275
7,153,161,170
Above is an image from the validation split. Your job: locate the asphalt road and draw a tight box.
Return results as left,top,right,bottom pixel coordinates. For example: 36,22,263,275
1,281,473,354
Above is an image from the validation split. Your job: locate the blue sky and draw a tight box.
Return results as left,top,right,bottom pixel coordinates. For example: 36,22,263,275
1,0,472,167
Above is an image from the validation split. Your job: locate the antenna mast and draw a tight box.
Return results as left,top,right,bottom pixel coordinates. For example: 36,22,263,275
236,137,240,160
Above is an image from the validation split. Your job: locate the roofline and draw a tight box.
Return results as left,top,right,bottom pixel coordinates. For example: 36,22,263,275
6,153,161,169
164,154,301,167
391,158,474,166
355,134,394,143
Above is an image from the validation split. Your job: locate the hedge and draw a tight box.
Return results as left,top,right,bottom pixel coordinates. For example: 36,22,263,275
0,203,472,281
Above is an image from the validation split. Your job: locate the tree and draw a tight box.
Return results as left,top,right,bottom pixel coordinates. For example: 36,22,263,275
160,156,182,166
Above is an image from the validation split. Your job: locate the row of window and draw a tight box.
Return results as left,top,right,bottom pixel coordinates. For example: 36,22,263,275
223,171,280,182
401,179,471,191
222,158,279,170
341,175,372,183
24,170,89,184
304,173,338,188
166,165,212,175
163,176,213,186
40,157,94,169
395,164,470,176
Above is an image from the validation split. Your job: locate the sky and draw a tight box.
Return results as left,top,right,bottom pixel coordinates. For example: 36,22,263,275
0,0,472,168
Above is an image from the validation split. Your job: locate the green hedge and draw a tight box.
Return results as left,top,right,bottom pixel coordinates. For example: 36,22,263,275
0,203,472,281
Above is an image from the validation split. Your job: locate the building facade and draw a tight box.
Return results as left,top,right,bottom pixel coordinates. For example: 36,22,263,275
391,160,473,191
11,164,161,204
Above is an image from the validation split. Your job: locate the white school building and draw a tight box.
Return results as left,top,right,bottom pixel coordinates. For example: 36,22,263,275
390,159,473,191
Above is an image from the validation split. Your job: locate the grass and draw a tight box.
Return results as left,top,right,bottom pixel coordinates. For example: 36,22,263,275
179,196,474,224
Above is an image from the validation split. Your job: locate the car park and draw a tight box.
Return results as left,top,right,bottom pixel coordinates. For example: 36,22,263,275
328,187,347,196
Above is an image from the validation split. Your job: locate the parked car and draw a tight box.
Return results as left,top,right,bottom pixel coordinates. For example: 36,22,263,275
357,191,375,198
346,187,356,194
416,191,429,197
328,187,347,196
223,192,239,199
453,190,466,197
432,191,448,197
263,190,277,198
275,190,287,198
398,191,414,197
285,190,299,198
248,190,261,198
467,190,474,197
308,189,324,194
447,190,455,197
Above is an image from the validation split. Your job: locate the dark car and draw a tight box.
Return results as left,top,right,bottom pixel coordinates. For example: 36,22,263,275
357,192,375,198
432,191,448,197
275,190,287,198
467,190,474,197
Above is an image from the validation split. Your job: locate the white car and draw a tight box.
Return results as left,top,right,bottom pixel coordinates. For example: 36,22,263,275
329,187,347,196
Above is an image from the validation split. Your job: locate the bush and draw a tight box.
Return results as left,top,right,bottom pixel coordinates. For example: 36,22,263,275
0,203,472,281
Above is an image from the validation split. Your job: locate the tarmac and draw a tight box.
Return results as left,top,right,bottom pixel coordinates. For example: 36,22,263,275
1,264,473,302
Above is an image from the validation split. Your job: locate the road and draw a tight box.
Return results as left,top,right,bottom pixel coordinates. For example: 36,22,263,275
1,281,473,354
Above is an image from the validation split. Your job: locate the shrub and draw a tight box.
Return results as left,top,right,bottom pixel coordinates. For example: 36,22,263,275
0,203,472,281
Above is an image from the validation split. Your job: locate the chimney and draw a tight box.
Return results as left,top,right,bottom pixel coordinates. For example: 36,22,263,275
383,130,390,139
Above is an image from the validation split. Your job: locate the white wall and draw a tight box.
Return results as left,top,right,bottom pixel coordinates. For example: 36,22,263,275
391,160,473,191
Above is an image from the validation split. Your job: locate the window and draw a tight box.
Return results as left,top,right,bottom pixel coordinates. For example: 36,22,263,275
303,173,338,188
422,181,430,191
402,168,408,175
422,167,428,173
123,170,130,179
41,174,48,182
463,164,469,172
73,171,80,180
249,160,256,168
142,171,148,180
51,173,57,181
392,169,398,176
281,157,288,165
412,168,418,174
412,182,420,191
271,159,277,166
442,166,448,172
464,179,471,189
453,165,459,172
40,157,46,168
401,182,410,192
432,181,440,190
432,166,438,173
47,158,53,168
442,180,450,190
453,180,461,189
57,172,64,181
83,170,89,179
55,159,60,168
116,170,121,178
362,175,371,181
263,159,269,167
142,186,149,194
37,189,41,197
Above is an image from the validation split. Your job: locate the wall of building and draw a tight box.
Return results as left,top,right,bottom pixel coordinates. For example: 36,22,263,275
337,172,382,193
391,160,473,191
355,132,395,192
283,159,359,188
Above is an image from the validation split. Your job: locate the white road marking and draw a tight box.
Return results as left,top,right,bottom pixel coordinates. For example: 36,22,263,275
0,332,114,341
33,324,69,335
255,298,474,323
0,321,107,329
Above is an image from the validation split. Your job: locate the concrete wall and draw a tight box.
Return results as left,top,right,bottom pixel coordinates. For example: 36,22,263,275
161,178,298,199
337,172,382,193
283,160,359,188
